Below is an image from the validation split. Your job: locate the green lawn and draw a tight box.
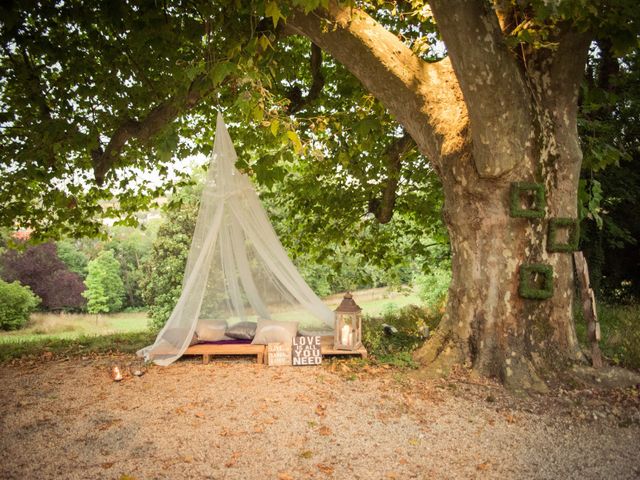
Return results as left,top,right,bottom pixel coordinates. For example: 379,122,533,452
0,311,149,344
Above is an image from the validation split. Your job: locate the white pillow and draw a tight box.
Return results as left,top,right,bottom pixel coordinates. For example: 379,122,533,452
195,319,230,342
251,319,299,345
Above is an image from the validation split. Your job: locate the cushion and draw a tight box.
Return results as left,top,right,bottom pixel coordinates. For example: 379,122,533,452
225,321,257,340
197,339,252,345
251,319,299,345
298,328,333,337
195,319,230,342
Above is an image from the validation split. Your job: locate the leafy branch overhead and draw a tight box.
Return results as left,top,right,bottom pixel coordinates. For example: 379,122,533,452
1,0,639,243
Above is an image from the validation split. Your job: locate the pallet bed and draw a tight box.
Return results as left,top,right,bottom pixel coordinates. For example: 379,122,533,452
183,336,367,364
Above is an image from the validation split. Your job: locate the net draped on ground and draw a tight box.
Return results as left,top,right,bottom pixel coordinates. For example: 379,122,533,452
138,113,334,366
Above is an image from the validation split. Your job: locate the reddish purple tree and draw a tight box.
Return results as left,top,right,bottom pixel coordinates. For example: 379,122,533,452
1,242,86,311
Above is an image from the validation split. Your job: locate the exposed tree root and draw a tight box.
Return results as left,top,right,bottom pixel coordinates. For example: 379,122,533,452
565,365,640,389
412,330,466,380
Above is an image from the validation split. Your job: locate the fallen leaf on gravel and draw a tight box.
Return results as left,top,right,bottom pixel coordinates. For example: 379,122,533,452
101,462,114,469
315,404,326,417
225,452,240,468
299,450,314,459
183,455,194,463
408,438,420,446
278,473,294,480
219,427,246,437
120,476,137,480
504,413,516,424
477,461,491,471
98,419,122,431
317,464,334,475
318,426,332,436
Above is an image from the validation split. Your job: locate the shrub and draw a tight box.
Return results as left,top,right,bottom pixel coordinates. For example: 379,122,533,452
599,303,640,371
575,302,640,371
0,279,40,330
1,242,86,311
362,304,442,361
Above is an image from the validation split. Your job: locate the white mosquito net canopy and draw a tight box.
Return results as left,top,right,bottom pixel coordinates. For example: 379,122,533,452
138,113,334,366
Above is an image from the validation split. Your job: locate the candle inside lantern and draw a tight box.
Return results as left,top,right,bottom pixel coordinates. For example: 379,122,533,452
341,324,350,345
111,365,123,382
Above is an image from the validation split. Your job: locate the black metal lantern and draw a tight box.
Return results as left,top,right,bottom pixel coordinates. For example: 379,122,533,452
334,292,362,350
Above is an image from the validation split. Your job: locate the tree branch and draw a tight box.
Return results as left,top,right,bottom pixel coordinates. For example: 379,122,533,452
90,73,215,185
546,29,593,113
368,133,416,223
429,0,533,178
287,43,325,114
285,2,467,167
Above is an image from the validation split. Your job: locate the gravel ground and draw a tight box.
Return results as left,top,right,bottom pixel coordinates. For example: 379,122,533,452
1,355,639,480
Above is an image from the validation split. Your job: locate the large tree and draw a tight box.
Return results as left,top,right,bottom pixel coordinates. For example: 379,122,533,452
1,1,638,389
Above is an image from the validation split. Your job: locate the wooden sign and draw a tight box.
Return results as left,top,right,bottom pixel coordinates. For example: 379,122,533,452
292,336,322,366
267,343,291,366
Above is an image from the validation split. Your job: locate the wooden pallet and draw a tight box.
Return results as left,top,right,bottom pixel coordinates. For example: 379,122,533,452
183,343,265,364
320,335,368,359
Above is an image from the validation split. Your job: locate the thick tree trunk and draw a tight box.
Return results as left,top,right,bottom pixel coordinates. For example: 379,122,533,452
414,125,585,391
413,25,591,391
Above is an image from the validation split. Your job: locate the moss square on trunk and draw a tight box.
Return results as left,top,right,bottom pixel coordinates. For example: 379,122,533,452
519,263,554,300
547,217,580,252
509,182,546,219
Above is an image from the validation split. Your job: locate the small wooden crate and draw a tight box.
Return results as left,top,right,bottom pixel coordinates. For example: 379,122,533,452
319,336,368,359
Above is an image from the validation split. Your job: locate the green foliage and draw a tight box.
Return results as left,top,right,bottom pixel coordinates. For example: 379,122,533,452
56,240,89,278
83,250,125,314
507,0,640,56
362,304,440,360
509,182,546,219
106,226,154,309
579,45,640,302
547,218,580,252
578,178,604,229
518,264,554,300
0,0,274,240
0,279,40,331
415,264,451,314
